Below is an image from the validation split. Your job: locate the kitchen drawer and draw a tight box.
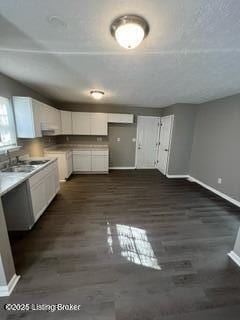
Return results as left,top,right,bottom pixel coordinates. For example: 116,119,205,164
29,168,46,188
29,161,56,188
72,150,91,156
92,150,109,156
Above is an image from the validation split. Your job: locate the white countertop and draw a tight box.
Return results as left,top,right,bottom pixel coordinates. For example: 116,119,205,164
45,144,109,154
0,157,57,197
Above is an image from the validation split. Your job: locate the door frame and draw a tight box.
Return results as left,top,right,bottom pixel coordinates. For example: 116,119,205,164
157,114,174,175
135,116,161,169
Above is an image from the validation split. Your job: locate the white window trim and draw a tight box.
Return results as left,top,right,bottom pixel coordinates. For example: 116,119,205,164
0,96,20,153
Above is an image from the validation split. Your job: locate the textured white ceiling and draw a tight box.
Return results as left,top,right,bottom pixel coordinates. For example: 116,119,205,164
1,0,240,107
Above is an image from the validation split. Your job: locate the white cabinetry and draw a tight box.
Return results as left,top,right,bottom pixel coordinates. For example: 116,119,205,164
91,113,108,135
13,96,61,137
92,150,109,172
40,103,61,135
60,110,72,134
29,161,59,222
73,149,109,173
44,150,73,181
13,97,42,138
72,112,108,135
108,113,134,124
72,112,91,135
73,150,92,172
67,151,73,178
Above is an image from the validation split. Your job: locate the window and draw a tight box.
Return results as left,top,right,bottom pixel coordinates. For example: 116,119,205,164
0,96,16,149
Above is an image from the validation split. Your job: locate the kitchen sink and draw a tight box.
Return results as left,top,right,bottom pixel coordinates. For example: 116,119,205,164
1,165,37,173
28,160,49,165
1,159,50,173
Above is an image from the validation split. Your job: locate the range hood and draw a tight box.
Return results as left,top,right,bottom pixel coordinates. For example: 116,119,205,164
41,122,60,135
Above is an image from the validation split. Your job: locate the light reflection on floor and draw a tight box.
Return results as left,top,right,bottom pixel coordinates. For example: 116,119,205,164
107,222,161,270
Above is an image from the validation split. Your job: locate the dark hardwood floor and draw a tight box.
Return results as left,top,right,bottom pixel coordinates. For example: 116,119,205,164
1,170,240,319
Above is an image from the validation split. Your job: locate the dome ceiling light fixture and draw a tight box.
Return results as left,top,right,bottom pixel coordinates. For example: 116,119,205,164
110,15,150,50
90,90,105,100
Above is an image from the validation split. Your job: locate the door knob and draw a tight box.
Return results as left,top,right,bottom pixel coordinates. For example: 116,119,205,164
164,149,169,152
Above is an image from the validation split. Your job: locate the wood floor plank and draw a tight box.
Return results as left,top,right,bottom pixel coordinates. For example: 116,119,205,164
0,169,240,319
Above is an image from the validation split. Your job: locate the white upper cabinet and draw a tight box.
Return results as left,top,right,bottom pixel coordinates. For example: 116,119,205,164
72,112,91,135
72,112,107,136
13,97,61,137
60,110,72,135
71,112,133,136
40,103,61,136
108,113,134,124
13,97,42,138
91,113,108,135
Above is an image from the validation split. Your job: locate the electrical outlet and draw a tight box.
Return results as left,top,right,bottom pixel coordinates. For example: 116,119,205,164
66,136,69,142
97,137,102,142
218,178,222,184
117,137,121,142
132,138,136,142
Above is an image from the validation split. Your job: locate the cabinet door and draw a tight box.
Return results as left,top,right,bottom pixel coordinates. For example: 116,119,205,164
67,153,73,178
91,113,108,135
45,172,55,205
45,163,59,204
53,162,60,192
54,108,61,135
61,111,72,134
72,112,91,135
30,180,46,222
108,113,134,124
31,100,43,137
92,156,108,172
73,152,91,171
13,97,42,138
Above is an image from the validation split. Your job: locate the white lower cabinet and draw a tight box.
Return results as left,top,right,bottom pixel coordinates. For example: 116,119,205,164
66,151,73,179
73,149,109,173
92,150,109,172
73,151,91,172
29,161,60,222
30,180,46,222
45,151,73,181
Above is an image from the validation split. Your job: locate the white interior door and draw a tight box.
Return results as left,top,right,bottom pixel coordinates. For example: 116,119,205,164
136,116,160,169
157,115,174,175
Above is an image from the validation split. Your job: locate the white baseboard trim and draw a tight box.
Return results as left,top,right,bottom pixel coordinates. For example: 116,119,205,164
0,274,20,297
109,167,136,170
228,251,240,267
188,176,240,208
167,174,189,179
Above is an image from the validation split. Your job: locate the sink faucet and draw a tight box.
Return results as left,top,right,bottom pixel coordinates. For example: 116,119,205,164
6,150,12,167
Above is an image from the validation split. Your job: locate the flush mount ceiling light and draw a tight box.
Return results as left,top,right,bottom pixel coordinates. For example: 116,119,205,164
90,90,105,100
110,15,149,49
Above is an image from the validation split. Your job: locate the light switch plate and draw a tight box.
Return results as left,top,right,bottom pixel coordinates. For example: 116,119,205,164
117,138,121,142
218,178,222,184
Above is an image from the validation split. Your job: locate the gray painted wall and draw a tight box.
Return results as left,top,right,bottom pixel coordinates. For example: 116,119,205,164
56,102,162,116
108,124,136,167
161,104,198,175
57,104,161,167
0,73,51,105
190,94,240,202
0,73,56,160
